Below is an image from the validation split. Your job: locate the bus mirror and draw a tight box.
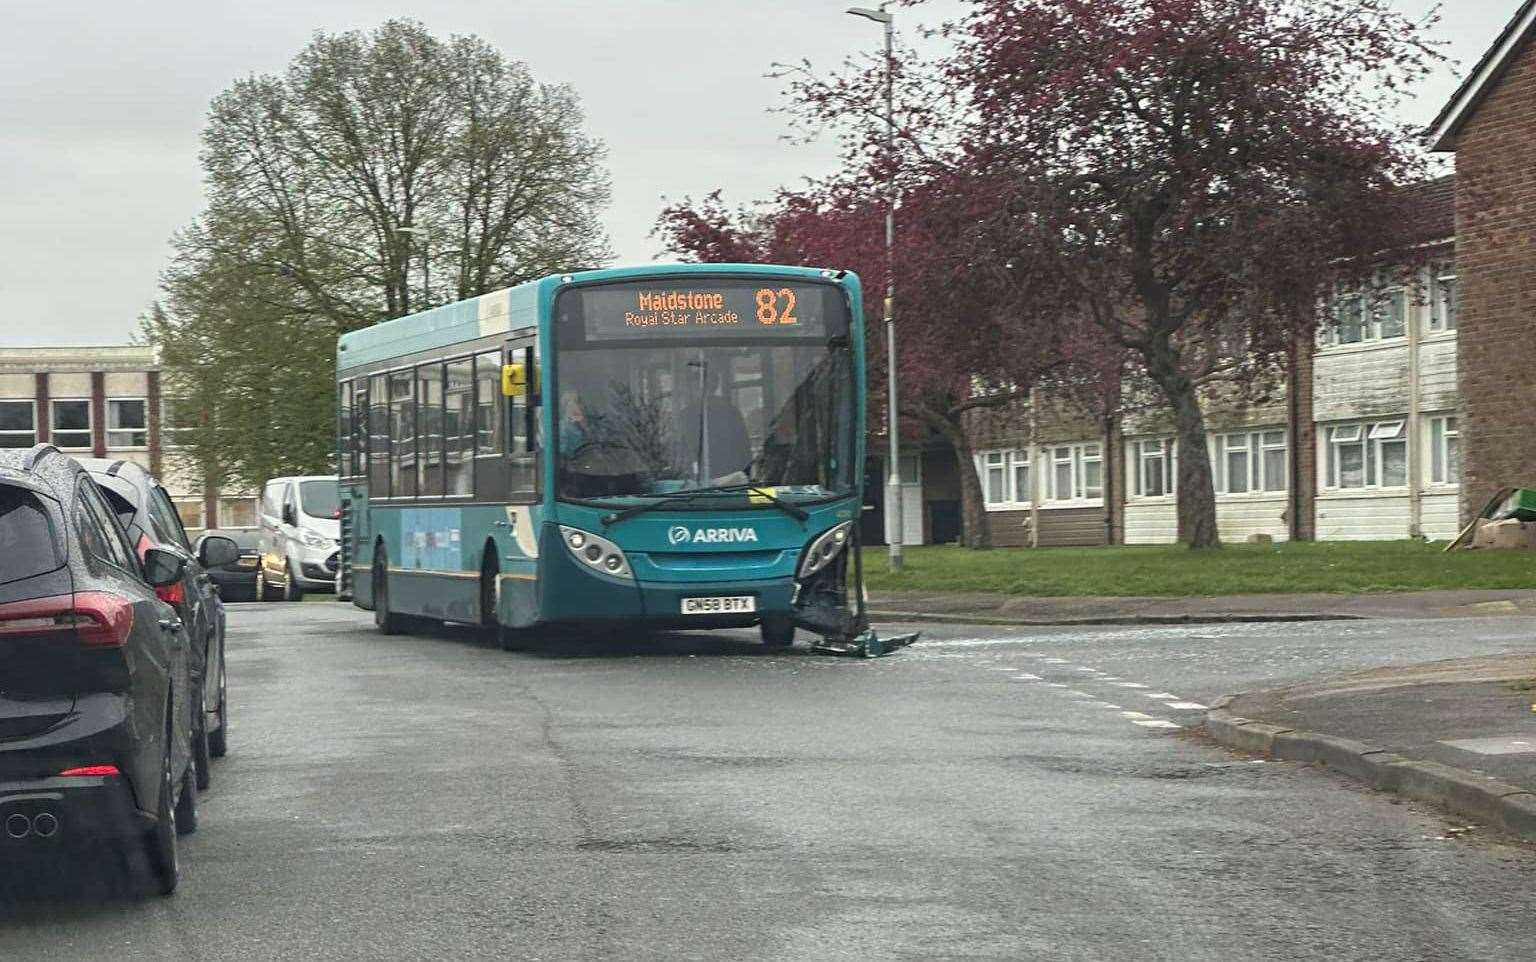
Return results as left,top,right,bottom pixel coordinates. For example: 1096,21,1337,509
502,363,527,398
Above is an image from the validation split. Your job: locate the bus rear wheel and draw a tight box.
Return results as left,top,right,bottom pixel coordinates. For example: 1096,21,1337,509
760,618,795,648
373,556,404,636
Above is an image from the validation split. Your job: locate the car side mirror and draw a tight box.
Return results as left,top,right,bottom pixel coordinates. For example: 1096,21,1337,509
282,504,296,526
197,535,240,569
143,546,188,588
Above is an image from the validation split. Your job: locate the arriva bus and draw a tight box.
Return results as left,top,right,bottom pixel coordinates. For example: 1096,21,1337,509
337,264,913,655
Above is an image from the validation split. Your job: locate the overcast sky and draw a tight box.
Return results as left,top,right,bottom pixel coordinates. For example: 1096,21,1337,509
0,0,1518,347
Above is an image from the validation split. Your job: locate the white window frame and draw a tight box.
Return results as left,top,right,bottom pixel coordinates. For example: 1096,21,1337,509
106,397,148,449
1212,429,1289,496
1324,419,1409,491
1129,437,1174,500
1430,269,1458,333
976,448,1032,509
1326,288,1409,346
0,399,37,448
1427,414,1460,486
50,399,92,450
1044,442,1103,504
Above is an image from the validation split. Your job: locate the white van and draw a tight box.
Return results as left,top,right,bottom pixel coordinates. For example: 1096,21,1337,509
257,476,340,601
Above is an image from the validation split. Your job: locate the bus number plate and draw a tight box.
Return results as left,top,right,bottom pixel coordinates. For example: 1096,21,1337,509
681,596,756,615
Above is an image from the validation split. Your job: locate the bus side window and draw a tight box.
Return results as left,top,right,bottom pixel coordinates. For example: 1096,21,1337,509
507,341,538,499
338,380,353,477
390,370,417,498
445,357,474,497
475,350,509,501
369,374,390,497
351,381,369,479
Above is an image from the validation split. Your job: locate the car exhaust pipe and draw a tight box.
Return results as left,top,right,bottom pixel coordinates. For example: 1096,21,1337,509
4,813,30,839
32,812,58,839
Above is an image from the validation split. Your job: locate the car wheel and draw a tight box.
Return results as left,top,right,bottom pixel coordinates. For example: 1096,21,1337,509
174,753,198,836
760,618,795,648
144,740,180,896
191,692,212,791
284,561,305,602
208,659,228,758
374,557,402,635
256,567,277,602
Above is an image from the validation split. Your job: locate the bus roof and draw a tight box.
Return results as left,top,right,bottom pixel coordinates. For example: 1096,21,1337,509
335,263,847,373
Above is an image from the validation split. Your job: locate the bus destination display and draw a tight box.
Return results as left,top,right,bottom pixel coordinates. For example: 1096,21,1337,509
575,281,832,341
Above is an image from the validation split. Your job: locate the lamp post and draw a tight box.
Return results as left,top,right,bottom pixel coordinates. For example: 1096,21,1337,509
393,225,430,313
847,4,903,572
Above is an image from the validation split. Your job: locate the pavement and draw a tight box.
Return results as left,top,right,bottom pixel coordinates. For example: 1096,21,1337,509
868,587,1536,625
3,603,1535,960
1207,652,1536,842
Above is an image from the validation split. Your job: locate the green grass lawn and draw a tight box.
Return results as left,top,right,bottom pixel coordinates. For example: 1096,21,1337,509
860,541,1536,597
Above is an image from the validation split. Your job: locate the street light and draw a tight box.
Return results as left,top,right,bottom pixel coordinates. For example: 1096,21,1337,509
393,225,430,313
848,4,903,572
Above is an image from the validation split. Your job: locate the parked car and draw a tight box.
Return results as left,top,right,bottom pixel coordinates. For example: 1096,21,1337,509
202,528,260,602
257,476,340,602
0,445,199,895
81,458,239,790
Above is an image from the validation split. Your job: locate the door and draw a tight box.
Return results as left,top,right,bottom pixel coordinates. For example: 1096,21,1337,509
860,458,885,545
883,454,924,547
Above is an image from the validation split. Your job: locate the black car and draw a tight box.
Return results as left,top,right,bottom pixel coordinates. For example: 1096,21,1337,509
81,459,238,791
0,445,199,894
202,528,260,602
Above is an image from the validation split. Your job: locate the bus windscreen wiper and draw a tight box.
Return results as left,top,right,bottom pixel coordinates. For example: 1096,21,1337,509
600,483,810,527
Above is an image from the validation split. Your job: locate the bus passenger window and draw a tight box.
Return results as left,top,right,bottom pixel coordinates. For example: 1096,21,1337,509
338,380,353,476
474,352,502,456
445,358,474,497
369,374,390,497
390,371,417,498
417,363,445,498
508,343,538,497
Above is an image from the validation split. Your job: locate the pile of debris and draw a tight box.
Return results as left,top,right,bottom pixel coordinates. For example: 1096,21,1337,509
1448,487,1536,550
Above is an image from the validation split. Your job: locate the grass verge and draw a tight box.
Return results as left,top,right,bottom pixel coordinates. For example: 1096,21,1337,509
860,541,1536,597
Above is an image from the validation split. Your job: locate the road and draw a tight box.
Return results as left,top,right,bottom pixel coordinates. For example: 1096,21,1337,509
3,603,1535,961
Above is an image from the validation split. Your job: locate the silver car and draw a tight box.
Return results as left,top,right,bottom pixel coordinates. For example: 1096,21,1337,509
256,476,340,601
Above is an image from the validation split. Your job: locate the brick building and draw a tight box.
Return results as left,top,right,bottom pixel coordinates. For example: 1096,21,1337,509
0,345,257,531
1429,0,1536,521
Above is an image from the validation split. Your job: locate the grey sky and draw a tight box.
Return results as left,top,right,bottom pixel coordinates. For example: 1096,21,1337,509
0,0,1517,347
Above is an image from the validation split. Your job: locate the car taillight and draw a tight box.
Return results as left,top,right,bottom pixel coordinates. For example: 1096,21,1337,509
136,533,185,605
0,593,135,648
59,765,119,777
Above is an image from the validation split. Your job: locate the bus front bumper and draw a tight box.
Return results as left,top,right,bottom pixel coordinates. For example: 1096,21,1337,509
634,577,797,631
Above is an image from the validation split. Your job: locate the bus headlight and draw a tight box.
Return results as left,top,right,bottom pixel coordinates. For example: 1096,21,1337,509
561,526,632,580
798,522,853,581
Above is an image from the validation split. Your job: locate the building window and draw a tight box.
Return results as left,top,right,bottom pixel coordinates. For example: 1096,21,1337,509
107,398,147,448
0,400,36,448
1428,415,1460,485
162,398,195,447
1431,270,1458,332
1130,438,1173,498
1213,430,1287,495
1045,442,1102,503
174,498,206,531
51,400,91,449
1328,289,1407,345
220,497,259,529
1326,420,1407,490
978,449,1030,507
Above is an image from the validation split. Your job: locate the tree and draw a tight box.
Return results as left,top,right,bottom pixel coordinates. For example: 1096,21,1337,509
657,177,1100,548
938,0,1441,547
148,19,611,489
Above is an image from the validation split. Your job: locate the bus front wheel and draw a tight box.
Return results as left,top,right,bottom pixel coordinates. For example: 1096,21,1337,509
760,618,795,648
480,562,527,652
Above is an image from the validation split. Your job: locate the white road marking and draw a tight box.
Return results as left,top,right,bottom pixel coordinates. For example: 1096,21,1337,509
1064,690,1093,698
1042,658,1070,664
1162,701,1209,711
1012,673,1043,680
1146,692,1179,699
1074,667,1101,673
1119,711,1153,720
1092,703,1122,710
1133,720,1182,730
1045,683,1069,688
1112,682,1150,689
990,667,1021,671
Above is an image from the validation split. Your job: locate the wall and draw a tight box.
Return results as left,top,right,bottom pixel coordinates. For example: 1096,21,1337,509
1455,34,1536,520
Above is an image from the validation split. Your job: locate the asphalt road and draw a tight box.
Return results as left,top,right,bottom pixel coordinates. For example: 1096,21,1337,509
3,604,1536,961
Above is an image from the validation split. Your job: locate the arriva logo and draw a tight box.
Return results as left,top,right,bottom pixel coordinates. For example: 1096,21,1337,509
667,526,758,546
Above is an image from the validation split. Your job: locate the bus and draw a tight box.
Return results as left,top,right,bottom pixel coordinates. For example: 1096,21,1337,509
336,264,912,655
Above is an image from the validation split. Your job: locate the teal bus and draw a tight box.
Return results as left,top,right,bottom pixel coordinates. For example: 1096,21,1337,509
337,264,901,653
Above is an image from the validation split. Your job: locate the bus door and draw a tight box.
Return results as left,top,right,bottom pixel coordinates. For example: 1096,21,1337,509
504,335,540,500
